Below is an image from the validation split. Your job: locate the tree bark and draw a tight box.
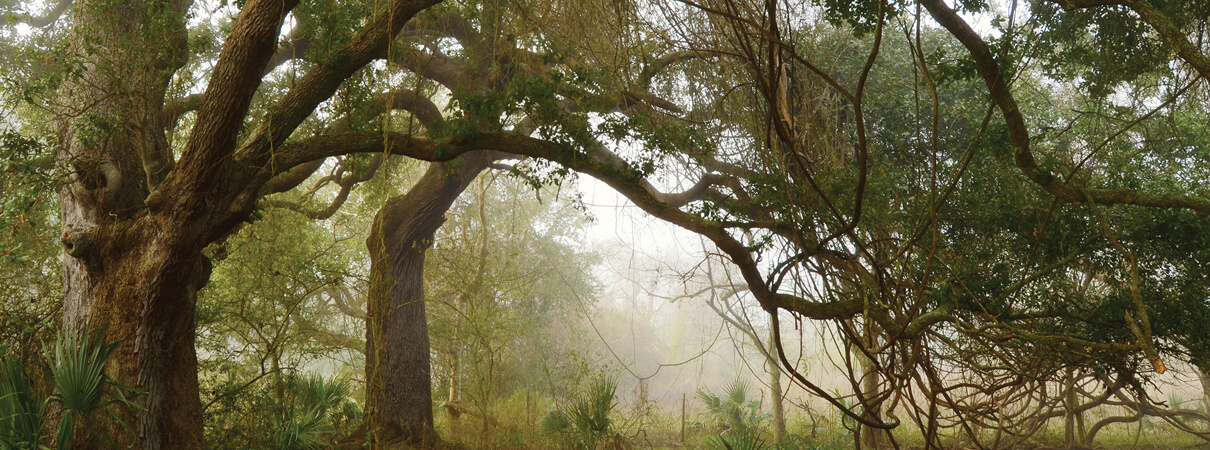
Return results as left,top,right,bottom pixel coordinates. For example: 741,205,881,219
56,0,202,448
1063,368,1078,448
55,0,440,447
767,326,786,444
365,152,499,445
857,326,883,450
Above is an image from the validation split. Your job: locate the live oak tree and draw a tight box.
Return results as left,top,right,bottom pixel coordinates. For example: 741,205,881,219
363,152,500,444
189,154,596,448
651,0,1210,447
21,0,682,445
8,0,1210,447
31,0,500,447
412,0,1210,447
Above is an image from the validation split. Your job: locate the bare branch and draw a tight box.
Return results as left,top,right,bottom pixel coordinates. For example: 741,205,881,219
263,153,383,220
325,284,366,320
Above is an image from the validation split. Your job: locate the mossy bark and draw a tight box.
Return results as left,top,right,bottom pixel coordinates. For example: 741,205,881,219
56,0,203,448
55,0,439,447
365,152,497,445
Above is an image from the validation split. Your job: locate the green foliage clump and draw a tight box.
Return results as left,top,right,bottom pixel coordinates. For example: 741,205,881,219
0,352,44,449
269,374,362,450
0,326,142,450
202,370,361,450
541,374,620,449
698,378,770,449
0,130,54,268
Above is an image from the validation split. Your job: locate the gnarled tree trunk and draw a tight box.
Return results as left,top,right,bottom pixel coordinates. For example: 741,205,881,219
56,0,201,447
55,0,441,447
365,152,499,445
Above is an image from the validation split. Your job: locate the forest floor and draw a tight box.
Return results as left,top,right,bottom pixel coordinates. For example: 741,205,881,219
416,408,1210,449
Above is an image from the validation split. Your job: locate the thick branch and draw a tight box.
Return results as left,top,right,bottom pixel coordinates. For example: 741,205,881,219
187,1,441,240
232,0,443,174
654,173,730,208
402,11,480,47
156,0,300,211
378,89,444,126
393,46,468,90
285,130,860,321
162,94,202,131
266,159,326,194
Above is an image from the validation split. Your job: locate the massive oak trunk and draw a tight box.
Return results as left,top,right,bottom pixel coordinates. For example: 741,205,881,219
56,0,201,447
55,0,440,447
365,152,498,445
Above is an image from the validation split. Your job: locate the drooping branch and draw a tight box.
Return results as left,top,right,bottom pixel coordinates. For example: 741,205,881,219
285,129,863,322
920,0,1210,214
266,132,534,172
1052,0,1210,78
262,87,444,210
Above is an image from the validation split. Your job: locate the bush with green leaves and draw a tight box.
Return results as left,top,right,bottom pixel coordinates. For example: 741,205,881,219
0,353,44,449
0,326,142,449
540,374,619,449
698,378,769,435
269,374,362,450
709,426,767,450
